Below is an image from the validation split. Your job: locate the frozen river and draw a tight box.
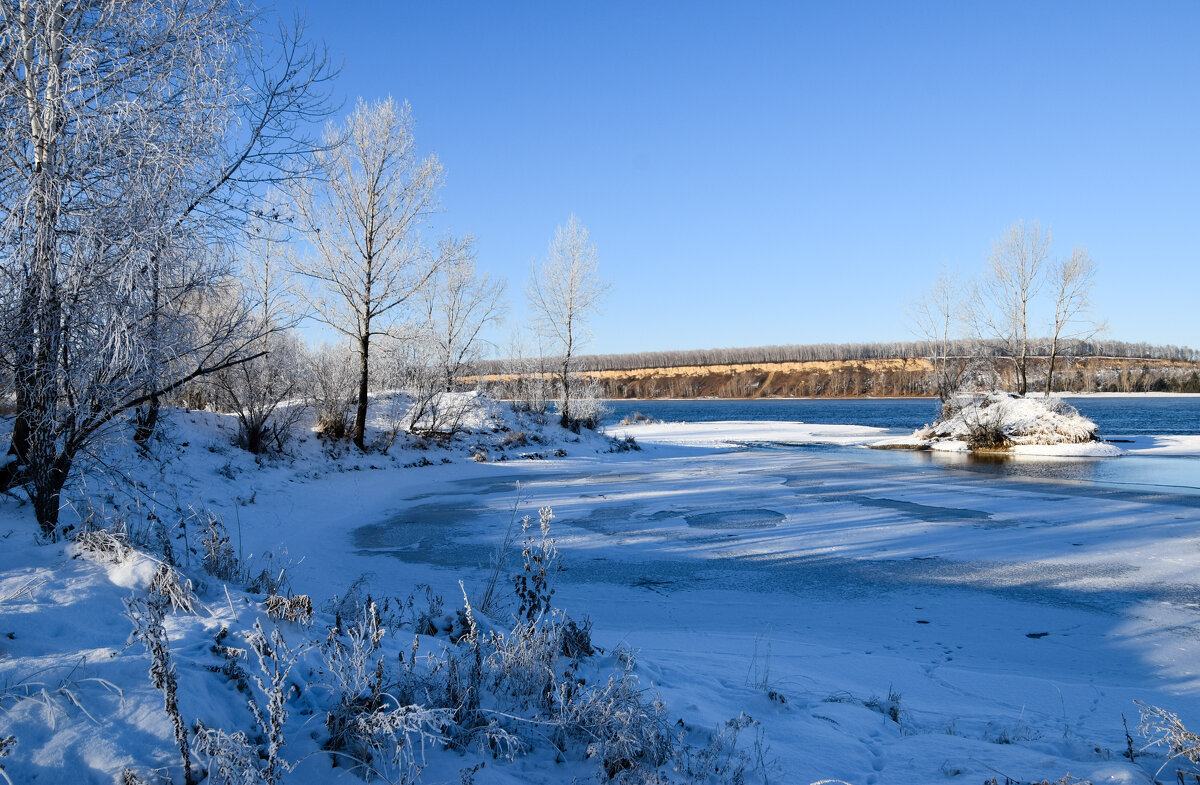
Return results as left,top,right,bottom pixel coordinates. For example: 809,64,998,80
341,421,1200,783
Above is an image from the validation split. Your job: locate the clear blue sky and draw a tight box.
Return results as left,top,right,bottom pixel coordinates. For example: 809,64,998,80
283,1,1199,356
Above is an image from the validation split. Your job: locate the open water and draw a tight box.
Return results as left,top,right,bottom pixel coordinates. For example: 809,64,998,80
603,396,1200,494
604,396,1200,437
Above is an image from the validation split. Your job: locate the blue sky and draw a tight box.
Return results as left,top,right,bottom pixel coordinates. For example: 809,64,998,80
283,1,1200,355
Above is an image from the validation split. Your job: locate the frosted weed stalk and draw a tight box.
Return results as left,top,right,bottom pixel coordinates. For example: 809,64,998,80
125,586,193,785
1137,700,1200,779
476,484,527,618
194,621,307,785
513,506,558,624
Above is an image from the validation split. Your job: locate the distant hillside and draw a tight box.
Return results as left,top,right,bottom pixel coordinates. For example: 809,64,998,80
480,340,1200,399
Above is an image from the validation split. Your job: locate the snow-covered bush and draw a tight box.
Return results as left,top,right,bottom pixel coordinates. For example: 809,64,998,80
210,330,307,455
1138,700,1200,778
193,724,263,785
318,601,451,781
566,377,612,431
305,343,357,439
264,593,313,624
72,525,132,564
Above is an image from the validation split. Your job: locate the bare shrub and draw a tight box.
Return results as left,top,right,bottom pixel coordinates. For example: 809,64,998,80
552,648,673,781
961,400,1012,451
305,343,357,439
675,713,767,785
210,330,308,455
198,511,292,595
500,430,529,448
149,563,196,613
609,435,640,453
265,594,313,624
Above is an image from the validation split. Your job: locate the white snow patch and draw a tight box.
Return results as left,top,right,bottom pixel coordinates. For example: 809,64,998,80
605,419,887,448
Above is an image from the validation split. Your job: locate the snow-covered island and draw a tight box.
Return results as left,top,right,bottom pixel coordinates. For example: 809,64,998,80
873,392,1126,457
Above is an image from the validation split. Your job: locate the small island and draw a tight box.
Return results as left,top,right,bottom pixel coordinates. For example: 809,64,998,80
874,392,1124,456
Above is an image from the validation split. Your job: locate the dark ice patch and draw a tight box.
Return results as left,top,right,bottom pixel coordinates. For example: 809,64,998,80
685,509,785,530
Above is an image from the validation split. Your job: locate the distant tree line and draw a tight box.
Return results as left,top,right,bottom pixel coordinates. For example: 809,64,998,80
478,338,1199,376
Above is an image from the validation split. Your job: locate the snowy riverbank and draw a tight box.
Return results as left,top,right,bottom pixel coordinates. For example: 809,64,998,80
4,405,1200,783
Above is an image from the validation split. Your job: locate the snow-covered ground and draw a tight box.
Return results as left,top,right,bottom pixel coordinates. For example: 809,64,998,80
4,399,1200,784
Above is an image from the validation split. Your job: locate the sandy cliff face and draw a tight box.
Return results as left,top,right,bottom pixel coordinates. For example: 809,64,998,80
477,356,1200,399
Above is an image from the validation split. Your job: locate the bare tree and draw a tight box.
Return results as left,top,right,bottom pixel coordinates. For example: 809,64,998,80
1045,248,1098,396
907,268,965,402
293,97,447,451
526,216,610,429
0,0,332,532
212,330,307,454
971,221,1051,396
499,326,552,416
419,235,507,392
209,225,307,454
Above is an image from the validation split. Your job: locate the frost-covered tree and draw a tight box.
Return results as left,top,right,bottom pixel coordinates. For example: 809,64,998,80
418,235,507,393
1045,248,1098,395
293,98,448,451
971,221,1050,396
908,268,967,402
0,0,333,532
526,216,610,429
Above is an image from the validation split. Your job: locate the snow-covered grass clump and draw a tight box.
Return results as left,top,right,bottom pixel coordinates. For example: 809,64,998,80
891,392,1116,455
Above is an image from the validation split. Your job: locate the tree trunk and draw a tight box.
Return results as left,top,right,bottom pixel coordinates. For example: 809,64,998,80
1046,338,1059,397
245,425,264,455
559,358,570,429
31,450,73,537
133,396,160,447
0,414,32,493
353,334,370,451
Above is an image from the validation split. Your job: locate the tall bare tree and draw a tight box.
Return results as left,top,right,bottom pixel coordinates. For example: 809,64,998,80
293,97,447,451
1044,248,1098,396
526,216,610,428
419,235,507,392
908,268,965,402
971,221,1050,395
0,1,332,532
